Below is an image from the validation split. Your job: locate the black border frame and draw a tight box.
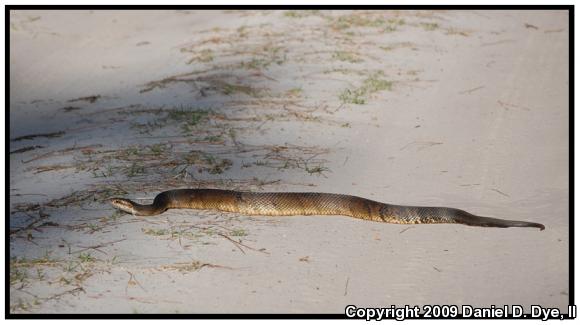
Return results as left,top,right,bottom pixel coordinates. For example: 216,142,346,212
5,4,574,320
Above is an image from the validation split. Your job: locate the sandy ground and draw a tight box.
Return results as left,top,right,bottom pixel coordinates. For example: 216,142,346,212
8,10,569,314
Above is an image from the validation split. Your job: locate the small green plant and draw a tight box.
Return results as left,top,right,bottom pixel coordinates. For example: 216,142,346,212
362,73,393,93
241,58,268,70
305,165,330,175
237,25,248,38
184,151,232,174
126,162,145,177
202,135,223,143
339,88,367,104
78,253,95,263
10,268,27,286
221,83,261,97
332,14,386,30
36,269,45,281
339,72,393,105
123,147,140,156
382,25,398,33
240,46,286,70
332,51,363,63
230,229,248,237
286,87,302,97
148,144,165,156
388,18,405,25
197,49,214,62
208,159,232,174
59,276,72,285
87,224,102,232
168,109,210,127
142,228,169,236
284,10,319,18
420,22,439,31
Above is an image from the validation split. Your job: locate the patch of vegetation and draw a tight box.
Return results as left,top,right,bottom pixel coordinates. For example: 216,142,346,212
285,87,302,97
240,58,270,70
86,223,103,233
339,88,367,105
11,255,60,269
322,68,368,76
284,10,320,18
123,146,140,157
305,165,331,175
130,121,166,134
239,46,287,70
10,250,100,312
160,260,219,273
362,73,393,93
339,72,393,105
125,162,145,177
328,13,406,34
332,51,363,63
10,268,28,286
142,228,169,236
220,82,263,97
379,42,415,52
237,25,249,38
388,18,406,26
168,108,211,127
332,14,387,30
10,254,61,289
445,28,470,37
230,229,248,237
186,49,214,64
78,253,96,263
202,135,224,143
420,22,439,31
148,144,166,156
382,25,398,33
184,151,233,174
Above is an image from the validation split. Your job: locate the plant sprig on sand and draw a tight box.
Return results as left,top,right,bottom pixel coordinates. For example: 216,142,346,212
339,71,393,105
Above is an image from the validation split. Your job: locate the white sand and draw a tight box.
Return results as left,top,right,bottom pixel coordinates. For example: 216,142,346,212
9,10,568,314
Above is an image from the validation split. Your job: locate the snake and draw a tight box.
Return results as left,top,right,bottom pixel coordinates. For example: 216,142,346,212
110,189,545,230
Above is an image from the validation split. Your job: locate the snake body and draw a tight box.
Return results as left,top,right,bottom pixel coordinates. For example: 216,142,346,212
110,189,544,230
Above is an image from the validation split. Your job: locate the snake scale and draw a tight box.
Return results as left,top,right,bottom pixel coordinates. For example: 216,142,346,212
110,189,545,230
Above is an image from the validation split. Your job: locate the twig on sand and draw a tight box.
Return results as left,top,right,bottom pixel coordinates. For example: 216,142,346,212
399,226,413,234
399,141,442,151
10,145,44,154
459,85,484,94
218,233,246,254
11,131,65,142
22,144,103,164
70,238,127,255
490,188,510,197
126,271,147,294
158,260,233,273
68,95,101,103
20,287,85,302
344,276,350,296
218,233,269,255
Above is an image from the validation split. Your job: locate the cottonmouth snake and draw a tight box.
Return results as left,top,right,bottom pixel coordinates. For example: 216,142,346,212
110,189,544,230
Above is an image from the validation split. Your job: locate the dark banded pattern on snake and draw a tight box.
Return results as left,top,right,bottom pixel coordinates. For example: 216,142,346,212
110,189,545,230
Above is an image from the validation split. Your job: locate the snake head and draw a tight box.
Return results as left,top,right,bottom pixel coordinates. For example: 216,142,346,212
110,198,135,214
